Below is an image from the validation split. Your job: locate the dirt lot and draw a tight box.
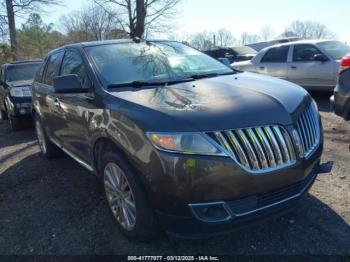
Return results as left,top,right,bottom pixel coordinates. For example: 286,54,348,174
0,93,349,256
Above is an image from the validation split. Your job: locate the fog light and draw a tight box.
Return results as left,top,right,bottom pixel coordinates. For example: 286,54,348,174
189,202,232,223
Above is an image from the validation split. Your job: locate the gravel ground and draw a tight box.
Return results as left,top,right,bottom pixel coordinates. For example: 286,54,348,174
0,93,349,256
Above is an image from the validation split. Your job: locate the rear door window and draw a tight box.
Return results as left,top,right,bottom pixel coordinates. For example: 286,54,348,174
42,51,65,86
261,46,289,63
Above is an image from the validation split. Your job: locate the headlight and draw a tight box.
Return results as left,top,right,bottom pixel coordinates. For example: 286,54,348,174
9,87,32,97
147,132,226,156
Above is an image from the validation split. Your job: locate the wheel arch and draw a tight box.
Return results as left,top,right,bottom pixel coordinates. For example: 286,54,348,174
92,136,154,205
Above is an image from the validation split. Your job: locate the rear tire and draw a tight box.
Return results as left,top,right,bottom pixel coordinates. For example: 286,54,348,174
35,115,62,159
100,151,160,241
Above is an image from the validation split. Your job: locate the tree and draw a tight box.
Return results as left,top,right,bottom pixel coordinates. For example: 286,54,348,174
61,5,127,43
281,20,336,39
17,13,56,59
0,42,11,63
239,32,260,45
260,25,275,41
216,28,235,47
1,0,60,60
190,31,214,50
94,0,182,38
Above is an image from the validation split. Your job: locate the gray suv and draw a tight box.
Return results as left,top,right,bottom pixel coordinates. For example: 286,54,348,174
32,39,332,241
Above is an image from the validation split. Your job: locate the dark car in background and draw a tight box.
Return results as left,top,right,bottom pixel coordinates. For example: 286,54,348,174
0,60,42,130
203,46,257,64
32,39,331,241
331,55,350,120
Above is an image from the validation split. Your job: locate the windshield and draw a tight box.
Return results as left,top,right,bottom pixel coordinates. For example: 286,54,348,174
86,41,233,86
317,41,350,60
6,63,42,82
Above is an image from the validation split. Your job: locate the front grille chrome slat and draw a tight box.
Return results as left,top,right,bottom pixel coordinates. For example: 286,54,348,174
246,128,269,169
256,127,277,168
237,130,260,170
305,109,316,145
206,103,320,173
272,126,292,162
226,131,250,169
264,126,284,165
214,131,237,161
295,103,321,158
207,125,296,173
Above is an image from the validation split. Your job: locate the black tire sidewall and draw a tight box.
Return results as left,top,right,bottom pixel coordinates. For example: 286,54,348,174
0,109,8,120
9,115,22,131
100,151,159,241
35,114,61,159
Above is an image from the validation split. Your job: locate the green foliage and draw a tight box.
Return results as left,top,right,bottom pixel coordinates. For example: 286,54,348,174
0,43,12,63
17,13,61,60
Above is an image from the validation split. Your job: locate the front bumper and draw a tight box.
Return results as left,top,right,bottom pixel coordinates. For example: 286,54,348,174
6,96,32,117
157,161,332,238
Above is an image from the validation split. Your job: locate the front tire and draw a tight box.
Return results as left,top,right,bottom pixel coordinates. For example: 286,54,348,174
0,107,8,120
8,114,22,131
100,151,160,241
35,115,62,159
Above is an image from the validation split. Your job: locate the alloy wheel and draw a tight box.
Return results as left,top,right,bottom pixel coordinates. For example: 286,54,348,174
104,162,136,231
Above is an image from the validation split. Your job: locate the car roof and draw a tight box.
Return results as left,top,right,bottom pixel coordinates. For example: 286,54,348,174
48,39,177,55
264,39,339,50
2,59,43,67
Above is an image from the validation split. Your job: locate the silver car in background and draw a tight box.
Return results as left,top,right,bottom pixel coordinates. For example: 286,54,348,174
232,40,350,91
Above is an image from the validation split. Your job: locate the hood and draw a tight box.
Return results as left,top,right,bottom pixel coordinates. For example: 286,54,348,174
6,80,33,88
108,72,309,132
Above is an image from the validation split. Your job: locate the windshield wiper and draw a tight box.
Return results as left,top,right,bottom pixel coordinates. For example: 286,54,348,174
189,71,236,80
107,78,195,89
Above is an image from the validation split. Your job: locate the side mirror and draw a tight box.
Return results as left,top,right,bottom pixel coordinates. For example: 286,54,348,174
314,54,328,62
53,74,88,94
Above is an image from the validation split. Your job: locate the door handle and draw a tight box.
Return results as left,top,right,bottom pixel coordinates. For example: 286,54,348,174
53,98,61,107
259,66,265,70
290,66,297,69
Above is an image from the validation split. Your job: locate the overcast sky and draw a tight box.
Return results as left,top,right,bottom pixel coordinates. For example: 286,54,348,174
37,0,350,43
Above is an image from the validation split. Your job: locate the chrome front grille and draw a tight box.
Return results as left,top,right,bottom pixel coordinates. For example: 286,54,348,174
295,102,321,158
207,126,296,172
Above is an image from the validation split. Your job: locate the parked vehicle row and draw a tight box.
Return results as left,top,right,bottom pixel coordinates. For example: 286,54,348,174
30,39,332,241
232,40,350,92
0,60,42,130
203,46,257,64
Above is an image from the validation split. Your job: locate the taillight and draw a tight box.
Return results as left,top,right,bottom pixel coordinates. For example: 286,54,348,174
339,56,350,73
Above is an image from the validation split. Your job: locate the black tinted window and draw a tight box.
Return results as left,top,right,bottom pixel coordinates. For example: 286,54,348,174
43,52,64,85
293,44,323,62
60,50,91,89
6,63,41,82
35,60,47,82
261,46,289,63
